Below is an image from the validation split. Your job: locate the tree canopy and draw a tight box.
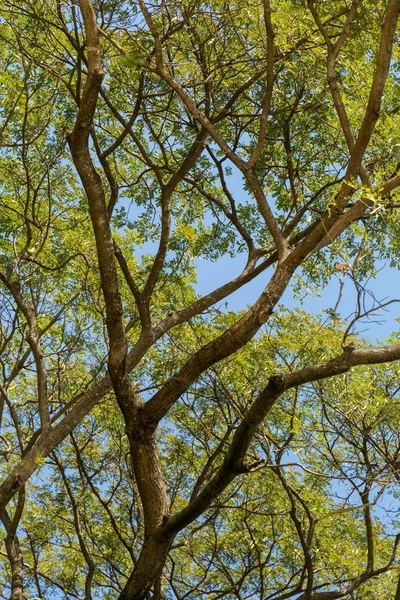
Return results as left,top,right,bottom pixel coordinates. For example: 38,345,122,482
1,0,400,598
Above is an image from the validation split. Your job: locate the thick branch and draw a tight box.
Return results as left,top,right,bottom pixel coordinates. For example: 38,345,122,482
165,343,400,533
143,264,295,425
69,0,136,422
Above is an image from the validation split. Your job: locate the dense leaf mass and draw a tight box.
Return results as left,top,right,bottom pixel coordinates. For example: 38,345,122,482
1,0,400,598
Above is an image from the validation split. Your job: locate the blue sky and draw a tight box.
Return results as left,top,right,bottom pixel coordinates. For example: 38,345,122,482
195,252,400,342
185,157,400,344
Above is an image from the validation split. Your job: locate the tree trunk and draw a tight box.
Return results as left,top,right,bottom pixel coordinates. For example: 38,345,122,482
5,535,23,600
119,530,173,600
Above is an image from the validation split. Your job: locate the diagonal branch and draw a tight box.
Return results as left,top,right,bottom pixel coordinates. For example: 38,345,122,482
165,342,400,533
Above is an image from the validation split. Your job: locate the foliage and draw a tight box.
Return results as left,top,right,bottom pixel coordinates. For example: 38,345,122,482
0,1,400,599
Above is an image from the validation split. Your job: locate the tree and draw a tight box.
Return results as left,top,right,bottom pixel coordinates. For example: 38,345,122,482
1,0,400,597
